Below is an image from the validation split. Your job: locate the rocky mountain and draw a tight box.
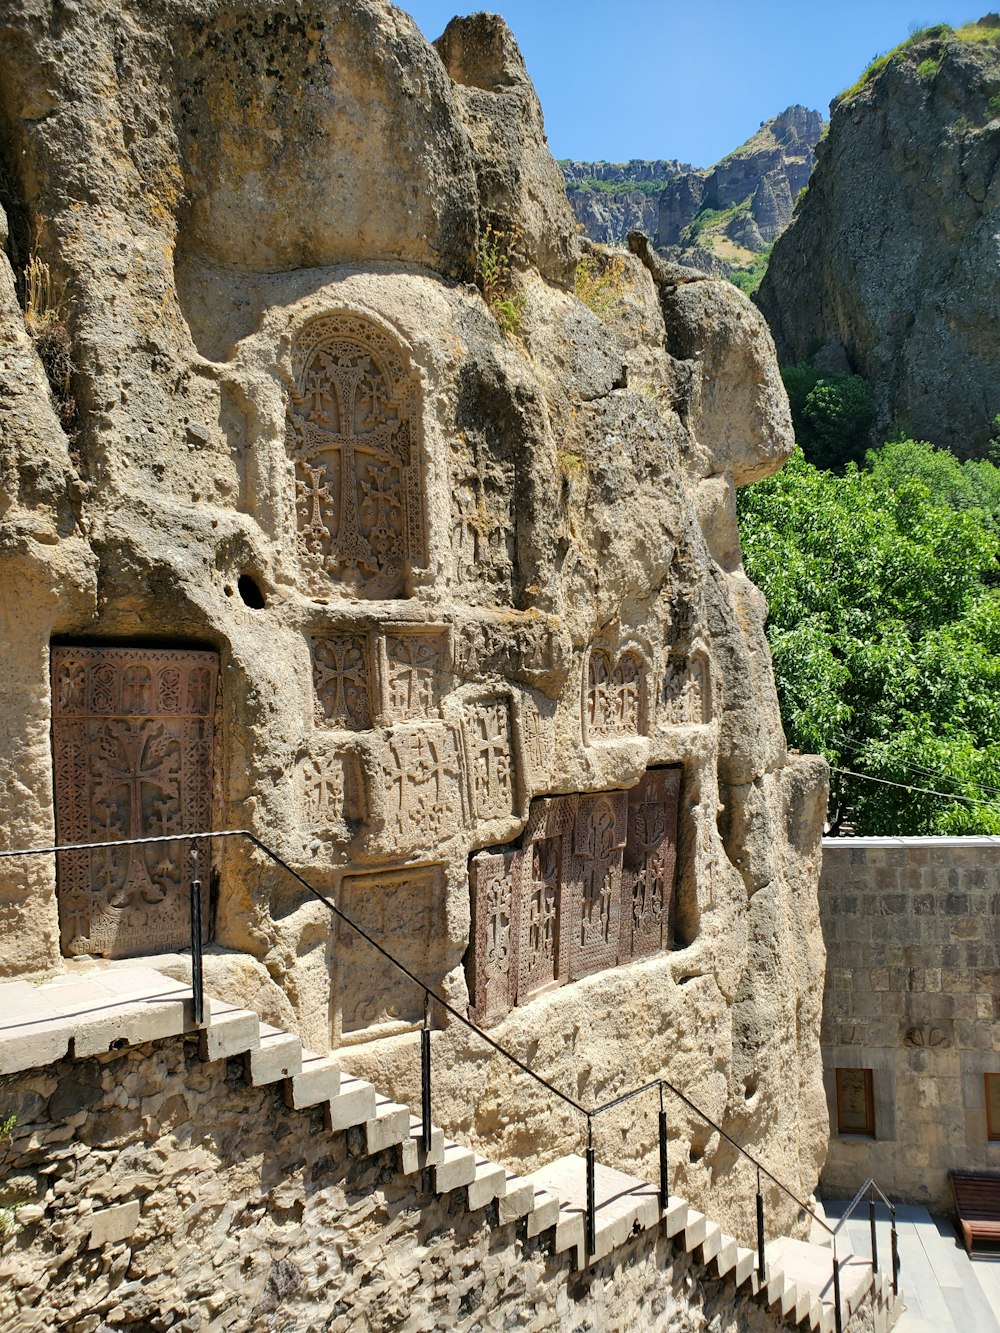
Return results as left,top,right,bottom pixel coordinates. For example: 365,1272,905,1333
756,20,1000,458
562,106,823,289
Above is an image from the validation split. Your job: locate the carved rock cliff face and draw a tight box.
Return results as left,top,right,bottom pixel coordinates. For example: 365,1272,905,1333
757,28,1000,457
0,0,826,1234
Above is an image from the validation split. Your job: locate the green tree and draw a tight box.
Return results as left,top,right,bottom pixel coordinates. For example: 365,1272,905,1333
780,364,875,471
737,449,1000,834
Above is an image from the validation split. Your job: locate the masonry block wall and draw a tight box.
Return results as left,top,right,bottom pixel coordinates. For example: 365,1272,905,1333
819,837,1000,1208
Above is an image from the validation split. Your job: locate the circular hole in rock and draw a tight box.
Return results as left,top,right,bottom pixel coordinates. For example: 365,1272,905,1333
237,574,266,609
744,1074,758,1102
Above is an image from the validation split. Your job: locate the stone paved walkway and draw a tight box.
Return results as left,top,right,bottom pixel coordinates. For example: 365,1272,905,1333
821,1198,1000,1332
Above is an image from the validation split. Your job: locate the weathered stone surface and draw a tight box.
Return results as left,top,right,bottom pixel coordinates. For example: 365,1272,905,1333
0,0,825,1243
757,26,1000,456
0,1035,794,1333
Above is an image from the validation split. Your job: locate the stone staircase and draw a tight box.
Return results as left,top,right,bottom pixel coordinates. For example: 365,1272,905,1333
0,967,899,1333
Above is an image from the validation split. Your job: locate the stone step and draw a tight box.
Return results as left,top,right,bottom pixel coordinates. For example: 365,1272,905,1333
246,1024,302,1086
467,1155,507,1211
525,1186,561,1238
522,1153,660,1268
284,1050,341,1109
697,1218,723,1264
663,1195,690,1239
325,1074,376,1132
682,1207,708,1251
714,1231,739,1279
497,1170,536,1225
766,1235,874,1328
198,1000,259,1063
734,1245,757,1287
765,1266,799,1319
365,1097,412,1155
433,1139,478,1194
399,1117,445,1173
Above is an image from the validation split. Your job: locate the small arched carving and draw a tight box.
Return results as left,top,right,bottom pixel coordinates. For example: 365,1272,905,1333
286,314,425,599
585,645,648,741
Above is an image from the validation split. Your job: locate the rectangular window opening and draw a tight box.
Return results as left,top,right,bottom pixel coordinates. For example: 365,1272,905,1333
986,1073,1000,1142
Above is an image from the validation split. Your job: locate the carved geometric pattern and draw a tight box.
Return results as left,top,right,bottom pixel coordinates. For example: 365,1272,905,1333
383,628,446,721
586,647,647,740
467,768,682,1025
312,634,372,730
621,767,681,959
287,313,425,599
383,723,463,843
464,696,516,821
51,646,217,960
337,867,442,1040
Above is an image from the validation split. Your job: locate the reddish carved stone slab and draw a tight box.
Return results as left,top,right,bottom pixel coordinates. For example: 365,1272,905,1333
51,646,217,959
467,768,683,1024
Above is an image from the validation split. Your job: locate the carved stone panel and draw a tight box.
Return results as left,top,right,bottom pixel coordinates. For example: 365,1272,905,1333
586,647,647,741
621,767,681,960
567,792,627,980
463,696,517,822
300,749,364,838
383,723,464,844
312,634,373,730
337,866,442,1040
662,654,711,725
469,849,519,1026
51,646,217,959
382,627,447,721
287,314,424,599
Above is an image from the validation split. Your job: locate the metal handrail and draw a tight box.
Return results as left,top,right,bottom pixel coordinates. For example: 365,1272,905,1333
1,829,899,1322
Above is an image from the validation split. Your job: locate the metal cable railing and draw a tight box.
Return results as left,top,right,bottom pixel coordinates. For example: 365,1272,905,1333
0,829,899,1330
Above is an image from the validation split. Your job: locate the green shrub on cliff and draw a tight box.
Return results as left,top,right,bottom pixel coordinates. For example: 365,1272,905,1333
737,444,1000,835
781,364,875,470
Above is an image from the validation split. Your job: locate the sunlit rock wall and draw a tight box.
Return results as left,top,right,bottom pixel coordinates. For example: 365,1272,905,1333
0,1,827,1236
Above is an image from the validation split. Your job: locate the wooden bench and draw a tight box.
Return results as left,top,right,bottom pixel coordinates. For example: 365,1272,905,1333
949,1170,1000,1254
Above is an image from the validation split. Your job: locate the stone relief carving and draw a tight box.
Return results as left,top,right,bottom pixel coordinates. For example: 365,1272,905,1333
337,866,442,1040
381,626,448,721
463,696,518,822
51,646,217,959
584,645,649,742
300,749,363,836
468,768,682,1024
449,445,516,602
383,723,464,843
287,314,424,599
453,617,565,690
661,651,711,726
312,633,373,730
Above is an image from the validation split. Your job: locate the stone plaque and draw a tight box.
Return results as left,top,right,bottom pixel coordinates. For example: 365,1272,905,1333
382,627,447,721
621,767,681,959
287,314,425,599
567,792,627,980
300,749,364,837
312,634,373,730
382,723,464,843
51,646,217,959
337,867,441,1040
464,696,517,822
586,647,647,741
468,849,519,1026
662,653,711,725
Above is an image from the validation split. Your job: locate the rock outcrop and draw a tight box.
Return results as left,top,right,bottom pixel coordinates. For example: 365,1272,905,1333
0,0,826,1240
563,107,823,282
756,22,1000,457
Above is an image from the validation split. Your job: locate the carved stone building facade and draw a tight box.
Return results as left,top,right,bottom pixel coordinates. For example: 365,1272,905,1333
0,1,828,1238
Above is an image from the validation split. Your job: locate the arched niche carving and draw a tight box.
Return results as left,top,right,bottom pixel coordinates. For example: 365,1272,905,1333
286,314,426,600
583,642,650,744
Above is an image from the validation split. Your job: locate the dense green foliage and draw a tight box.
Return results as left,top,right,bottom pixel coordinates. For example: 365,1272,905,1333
737,441,1000,834
781,364,875,471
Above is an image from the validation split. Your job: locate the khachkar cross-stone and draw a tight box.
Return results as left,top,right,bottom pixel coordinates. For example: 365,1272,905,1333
51,646,217,960
288,315,425,600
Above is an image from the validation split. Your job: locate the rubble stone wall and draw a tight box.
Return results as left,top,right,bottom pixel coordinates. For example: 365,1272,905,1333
0,1034,789,1333
820,837,1000,1208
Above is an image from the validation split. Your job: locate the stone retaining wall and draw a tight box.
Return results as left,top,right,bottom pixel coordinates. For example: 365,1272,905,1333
0,1033,793,1332
819,837,1000,1208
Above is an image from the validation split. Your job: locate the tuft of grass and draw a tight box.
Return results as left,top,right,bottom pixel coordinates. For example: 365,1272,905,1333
917,57,940,78
21,251,76,435
476,224,525,338
0,1113,22,1238
574,252,628,320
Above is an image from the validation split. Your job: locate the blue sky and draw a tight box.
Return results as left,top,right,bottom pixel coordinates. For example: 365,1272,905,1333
403,2,981,165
